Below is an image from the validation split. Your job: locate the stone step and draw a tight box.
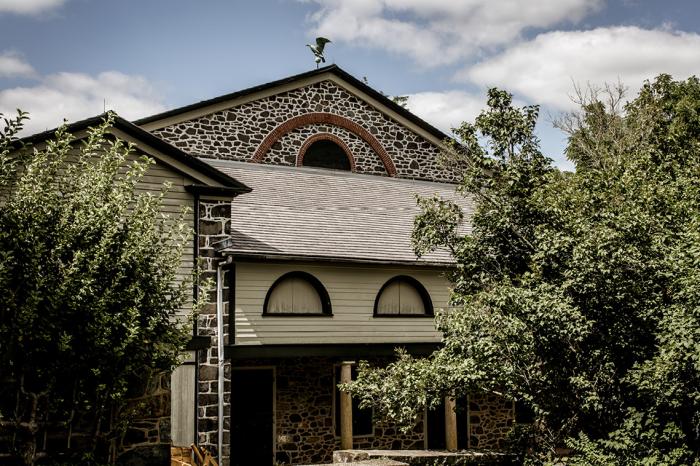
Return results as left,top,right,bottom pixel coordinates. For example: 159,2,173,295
300,460,408,466
331,450,515,466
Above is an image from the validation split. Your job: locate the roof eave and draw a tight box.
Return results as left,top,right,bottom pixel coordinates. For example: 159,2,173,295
133,65,453,143
215,250,455,268
14,112,252,193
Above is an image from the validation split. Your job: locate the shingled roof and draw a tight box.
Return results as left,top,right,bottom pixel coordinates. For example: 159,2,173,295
207,160,473,266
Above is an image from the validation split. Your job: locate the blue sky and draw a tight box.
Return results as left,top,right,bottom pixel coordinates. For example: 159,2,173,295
1,0,699,169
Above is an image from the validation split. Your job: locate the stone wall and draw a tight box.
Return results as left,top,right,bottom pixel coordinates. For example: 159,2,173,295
152,80,457,183
238,357,424,466
0,372,172,465
116,372,172,466
468,395,514,449
195,199,233,464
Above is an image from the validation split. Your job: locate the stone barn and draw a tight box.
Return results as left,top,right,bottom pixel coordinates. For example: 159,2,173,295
135,65,515,466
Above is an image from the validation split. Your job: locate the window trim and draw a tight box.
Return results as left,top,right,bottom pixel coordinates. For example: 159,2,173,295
262,271,333,317
373,275,434,318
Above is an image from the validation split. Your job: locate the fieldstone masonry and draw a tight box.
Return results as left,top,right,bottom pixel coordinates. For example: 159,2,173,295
116,372,172,465
195,200,233,464
0,371,172,465
152,80,458,183
468,395,514,449
239,358,424,466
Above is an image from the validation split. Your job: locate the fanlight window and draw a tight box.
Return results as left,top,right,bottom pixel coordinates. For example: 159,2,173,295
302,139,352,171
263,272,332,316
374,276,433,316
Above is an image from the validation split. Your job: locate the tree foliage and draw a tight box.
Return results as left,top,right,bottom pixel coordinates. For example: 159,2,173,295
344,76,700,465
0,113,195,465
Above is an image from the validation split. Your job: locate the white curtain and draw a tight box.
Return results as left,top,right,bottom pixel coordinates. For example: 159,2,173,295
377,279,425,315
268,277,323,314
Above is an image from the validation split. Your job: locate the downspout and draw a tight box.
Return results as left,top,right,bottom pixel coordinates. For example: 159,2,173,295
227,261,236,346
193,192,200,446
215,257,231,465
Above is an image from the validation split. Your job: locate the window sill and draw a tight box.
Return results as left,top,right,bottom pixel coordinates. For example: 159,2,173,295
262,313,333,317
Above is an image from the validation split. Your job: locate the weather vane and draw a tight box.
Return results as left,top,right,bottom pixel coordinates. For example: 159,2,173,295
306,37,331,68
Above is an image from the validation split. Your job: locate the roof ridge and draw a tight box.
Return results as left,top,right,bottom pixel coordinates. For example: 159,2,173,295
133,65,452,143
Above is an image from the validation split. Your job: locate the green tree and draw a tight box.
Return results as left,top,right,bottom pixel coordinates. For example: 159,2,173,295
344,76,700,465
0,112,195,465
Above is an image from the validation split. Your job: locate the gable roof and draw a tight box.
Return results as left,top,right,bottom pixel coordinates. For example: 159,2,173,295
17,112,252,194
134,65,452,146
207,159,473,266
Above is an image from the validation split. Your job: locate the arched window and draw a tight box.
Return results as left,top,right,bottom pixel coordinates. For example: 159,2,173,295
263,271,332,316
374,276,433,317
299,135,353,171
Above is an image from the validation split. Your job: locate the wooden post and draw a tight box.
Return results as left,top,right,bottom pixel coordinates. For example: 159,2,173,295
340,361,354,450
445,395,458,451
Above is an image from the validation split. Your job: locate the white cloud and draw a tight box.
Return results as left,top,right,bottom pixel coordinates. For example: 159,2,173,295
307,0,603,66
0,0,67,15
463,26,700,110
0,51,36,78
0,70,165,135
405,90,485,134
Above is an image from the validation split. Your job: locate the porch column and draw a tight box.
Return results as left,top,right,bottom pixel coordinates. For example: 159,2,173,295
340,361,354,449
445,395,458,451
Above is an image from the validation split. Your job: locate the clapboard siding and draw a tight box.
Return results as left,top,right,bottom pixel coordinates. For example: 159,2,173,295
131,151,196,318
233,261,452,345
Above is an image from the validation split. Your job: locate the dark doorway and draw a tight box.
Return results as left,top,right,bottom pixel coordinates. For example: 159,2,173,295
426,397,469,450
426,401,446,449
231,368,274,466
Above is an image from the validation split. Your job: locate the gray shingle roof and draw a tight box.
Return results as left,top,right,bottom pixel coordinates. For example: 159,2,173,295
205,160,473,266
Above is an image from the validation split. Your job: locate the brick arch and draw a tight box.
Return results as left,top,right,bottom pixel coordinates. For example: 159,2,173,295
296,133,356,171
251,112,397,176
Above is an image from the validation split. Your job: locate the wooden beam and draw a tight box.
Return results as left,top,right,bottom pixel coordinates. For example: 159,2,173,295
340,361,354,449
225,343,442,360
445,395,458,451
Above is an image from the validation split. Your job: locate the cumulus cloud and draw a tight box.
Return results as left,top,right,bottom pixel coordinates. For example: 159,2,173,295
307,0,603,66
463,26,700,110
405,91,485,134
0,0,67,15
0,70,165,135
0,51,36,78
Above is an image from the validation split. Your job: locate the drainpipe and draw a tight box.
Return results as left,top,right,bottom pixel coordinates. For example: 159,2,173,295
215,257,230,465
193,192,200,446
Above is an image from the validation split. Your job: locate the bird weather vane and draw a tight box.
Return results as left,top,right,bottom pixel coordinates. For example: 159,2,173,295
306,37,331,68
